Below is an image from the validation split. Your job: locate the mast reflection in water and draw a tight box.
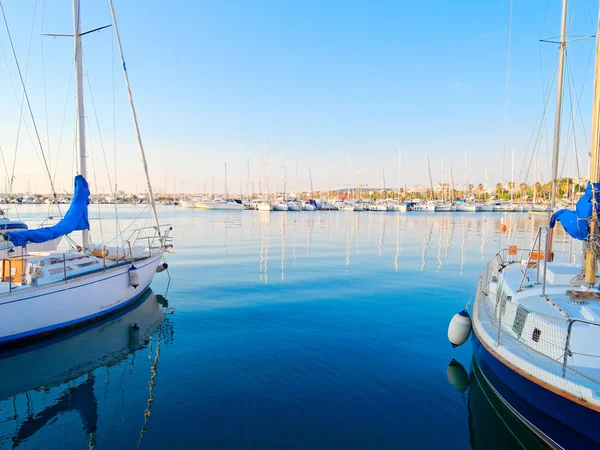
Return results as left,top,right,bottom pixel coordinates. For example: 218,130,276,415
0,290,173,449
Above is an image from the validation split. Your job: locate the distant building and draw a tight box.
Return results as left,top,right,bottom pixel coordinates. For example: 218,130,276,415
434,183,450,195
408,184,427,194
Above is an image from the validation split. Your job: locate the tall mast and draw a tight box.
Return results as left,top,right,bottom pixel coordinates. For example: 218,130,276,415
464,149,468,200
294,153,298,198
584,10,600,285
282,149,287,201
426,154,434,201
397,148,401,204
347,154,351,202
484,166,488,202
549,0,568,216
224,162,228,198
73,0,89,249
265,142,270,202
511,150,514,202
441,153,445,202
109,0,161,234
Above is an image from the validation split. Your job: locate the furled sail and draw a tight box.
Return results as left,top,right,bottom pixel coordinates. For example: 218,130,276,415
5,175,90,247
550,182,600,240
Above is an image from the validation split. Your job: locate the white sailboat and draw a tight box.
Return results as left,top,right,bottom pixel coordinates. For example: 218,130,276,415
388,148,407,212
0,0,171,346
412,154,436,212
257,144,273,211
453,4,600,447
455,150,477,212
302,165,316,211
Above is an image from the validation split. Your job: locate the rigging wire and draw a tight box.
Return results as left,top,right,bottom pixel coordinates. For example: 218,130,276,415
0,1,58,202
9,0,37,198
86,115,104,245
40,0,50,173
82,53,123,246
500,0,514,190
51,66,74,191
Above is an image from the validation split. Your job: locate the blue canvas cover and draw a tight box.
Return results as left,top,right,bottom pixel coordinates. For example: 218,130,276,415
550,182,600,241
6,175,90,247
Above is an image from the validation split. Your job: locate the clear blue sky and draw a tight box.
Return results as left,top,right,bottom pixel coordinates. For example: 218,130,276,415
0,0,597,194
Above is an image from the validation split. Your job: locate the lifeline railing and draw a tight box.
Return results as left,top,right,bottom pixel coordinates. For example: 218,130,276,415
474,255,600,399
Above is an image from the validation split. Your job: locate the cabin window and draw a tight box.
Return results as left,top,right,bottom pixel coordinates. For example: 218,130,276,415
532,328,541,343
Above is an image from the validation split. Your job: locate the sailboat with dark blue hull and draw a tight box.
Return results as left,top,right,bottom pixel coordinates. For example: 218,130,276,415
450,2,600,448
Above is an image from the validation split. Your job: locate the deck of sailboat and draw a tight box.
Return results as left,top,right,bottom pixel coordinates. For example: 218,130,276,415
0,248,162,299
474,256,600,408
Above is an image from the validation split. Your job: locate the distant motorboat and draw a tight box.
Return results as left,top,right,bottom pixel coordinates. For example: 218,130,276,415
195,199,244,210
340,204,355,211
353,203,364,211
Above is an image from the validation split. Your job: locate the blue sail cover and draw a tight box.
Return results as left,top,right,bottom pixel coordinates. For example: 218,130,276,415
6,175,90,247
549,182,600,241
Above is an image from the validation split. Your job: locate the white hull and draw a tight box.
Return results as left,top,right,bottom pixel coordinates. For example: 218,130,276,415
257,203,273,211
273,204,289,211
0,289,165,397
531,205,551,212
387,204,407,212
288,204,301,211
492,203,515,212
353,204,364,211
195,200,244,210
514,204,532,212
0,252,163,345
455,204,477,212
477,204,493,212
320,203,337,210
370,204,388,212
411,204,436,212
301,204,315,211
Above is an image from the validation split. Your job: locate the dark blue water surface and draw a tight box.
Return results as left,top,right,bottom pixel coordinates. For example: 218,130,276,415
0,207,568,449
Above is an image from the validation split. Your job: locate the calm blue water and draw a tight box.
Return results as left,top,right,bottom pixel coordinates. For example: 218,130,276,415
0,207,572,449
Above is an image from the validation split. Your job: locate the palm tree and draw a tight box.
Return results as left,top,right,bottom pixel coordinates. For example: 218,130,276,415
495,183,503,197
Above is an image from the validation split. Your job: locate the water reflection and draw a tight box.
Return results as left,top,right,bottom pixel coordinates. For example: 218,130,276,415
242,211,582,283
0,291,173,449
445,357,547,450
